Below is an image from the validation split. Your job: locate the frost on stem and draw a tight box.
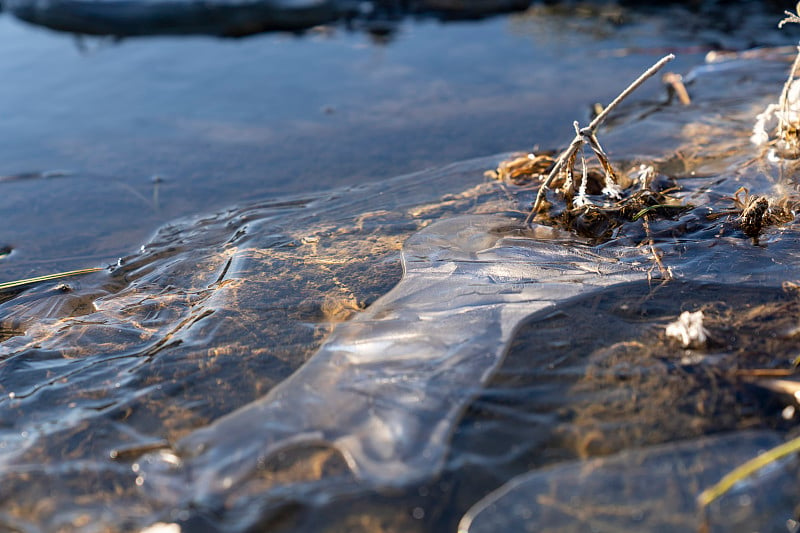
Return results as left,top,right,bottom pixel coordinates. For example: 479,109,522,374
751,7,800,158
484,54,686,277
526,54,675,224
750,49,800,158
779,2,800,29
573,147,591,208
487,54,689,250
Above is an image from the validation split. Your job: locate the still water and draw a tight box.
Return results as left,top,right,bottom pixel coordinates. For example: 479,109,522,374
0,3,769,280
1,2,799,532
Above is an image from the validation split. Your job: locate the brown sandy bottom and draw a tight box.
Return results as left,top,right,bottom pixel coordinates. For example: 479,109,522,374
455,282,800,483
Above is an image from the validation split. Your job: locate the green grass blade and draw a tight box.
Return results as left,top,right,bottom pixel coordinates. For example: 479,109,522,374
632,203,692,221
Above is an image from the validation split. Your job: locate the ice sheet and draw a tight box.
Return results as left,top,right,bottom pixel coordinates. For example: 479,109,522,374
458,431,799,533
148,214,647,501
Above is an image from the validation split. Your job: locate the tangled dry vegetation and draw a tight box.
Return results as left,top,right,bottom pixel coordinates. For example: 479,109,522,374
488,10,800,526
488,39,800,253
486,54,690,278
486,54,691,272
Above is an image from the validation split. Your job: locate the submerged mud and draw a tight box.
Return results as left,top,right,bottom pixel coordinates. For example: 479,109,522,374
3,48,800,532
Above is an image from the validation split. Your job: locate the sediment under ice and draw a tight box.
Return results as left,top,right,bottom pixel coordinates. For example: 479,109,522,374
133,56,800,526
157,214,647,500
458,430,799,533
147,208,800,513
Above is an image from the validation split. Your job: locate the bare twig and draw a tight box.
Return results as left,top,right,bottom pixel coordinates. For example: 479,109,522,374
641,215,671,281
526,54,675,224
587,54,675,132
779,3,800,28
663,72,691,106
780,48,800,109
778,46,800,138
527,135,583,223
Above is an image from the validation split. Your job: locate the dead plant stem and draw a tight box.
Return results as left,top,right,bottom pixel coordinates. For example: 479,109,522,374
778,46,800,137
526,54,675,224
642,215,671,281
0,267,103,291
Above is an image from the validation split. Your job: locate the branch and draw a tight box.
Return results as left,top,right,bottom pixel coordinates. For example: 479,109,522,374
779,8,800,29
586,54,675,134
778,46,800,138
526,54,675,225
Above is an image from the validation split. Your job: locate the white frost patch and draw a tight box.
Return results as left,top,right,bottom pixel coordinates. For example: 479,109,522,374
751,103,777,146
750,79,800,148
601,181,624,200
635,164,655,188
665,310,709,349
140,523,180,533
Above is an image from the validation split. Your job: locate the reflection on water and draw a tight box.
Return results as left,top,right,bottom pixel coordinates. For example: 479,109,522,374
0,3,789,282
2,3,800,532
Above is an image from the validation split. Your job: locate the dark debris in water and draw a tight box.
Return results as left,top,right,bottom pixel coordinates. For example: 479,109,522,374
713,186,799,244
4,0,533,38
488,152,691,242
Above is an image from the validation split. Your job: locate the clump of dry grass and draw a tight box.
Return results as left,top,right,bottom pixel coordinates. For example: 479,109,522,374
488,55,689,241
707,187,798,244
522,54,676,222
486,54,693,276
484,152,554,184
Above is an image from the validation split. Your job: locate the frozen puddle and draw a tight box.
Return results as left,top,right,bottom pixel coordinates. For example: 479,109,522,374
141,190,800,523
141,213,647,502
458,430,799,533
4,51,800,530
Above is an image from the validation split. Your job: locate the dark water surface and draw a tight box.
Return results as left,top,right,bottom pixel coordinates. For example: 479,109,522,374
2,2,800,532
1,2,789,281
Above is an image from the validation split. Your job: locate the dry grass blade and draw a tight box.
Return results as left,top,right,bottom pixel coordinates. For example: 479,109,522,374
0,267,103,291
697,435,800,509
484,152,554,183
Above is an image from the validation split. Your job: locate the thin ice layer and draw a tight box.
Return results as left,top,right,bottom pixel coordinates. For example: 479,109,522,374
3,51,800,531
0,155,509,530
154,214,646,500
148,156,800,504
458,431,798,533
